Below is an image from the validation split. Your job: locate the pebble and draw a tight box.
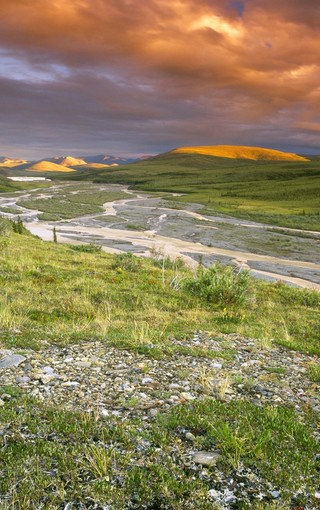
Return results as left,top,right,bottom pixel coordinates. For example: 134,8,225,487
16,376,31,384
193,451,221,466
185,432,196,441
40,374,56,385
180,392,195,401
0,333,319,509
75,361,92,368
42,366,55,374
142,377,154,384
0,333,318,424
169,383,181,390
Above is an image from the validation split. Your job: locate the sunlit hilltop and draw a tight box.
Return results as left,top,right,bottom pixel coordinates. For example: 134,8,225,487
172,145,310,162
26,161,76,172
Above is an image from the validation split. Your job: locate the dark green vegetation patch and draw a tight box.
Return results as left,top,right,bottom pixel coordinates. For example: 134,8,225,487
65,152,320,230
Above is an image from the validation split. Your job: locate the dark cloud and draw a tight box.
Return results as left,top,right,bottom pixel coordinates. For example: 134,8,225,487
0,0,319,157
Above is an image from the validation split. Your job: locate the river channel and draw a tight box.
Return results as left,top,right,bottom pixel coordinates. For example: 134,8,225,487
0,181,319,290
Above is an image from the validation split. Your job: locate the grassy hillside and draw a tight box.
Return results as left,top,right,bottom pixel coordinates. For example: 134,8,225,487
66,151,320,230
172,145,309,161
0,172,18,192
0,224,319,509
0,221,319,355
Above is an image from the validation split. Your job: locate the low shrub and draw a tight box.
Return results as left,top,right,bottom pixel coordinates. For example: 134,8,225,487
69,243,102,254
184,263,250,306
112,252,142,272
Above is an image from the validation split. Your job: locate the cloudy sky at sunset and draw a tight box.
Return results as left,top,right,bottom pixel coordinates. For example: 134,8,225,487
1,0,320,159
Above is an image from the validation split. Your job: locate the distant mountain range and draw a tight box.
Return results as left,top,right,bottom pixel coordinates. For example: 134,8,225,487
0,153,150,173
0,146,312,174
78,154,146,165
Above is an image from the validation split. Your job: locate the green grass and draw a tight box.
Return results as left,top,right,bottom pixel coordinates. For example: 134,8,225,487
307,363,320,382
0,224,319,509
0,394,318,509
0,205,22,214
17,190,128,220
0,174,19,193
160,399,319,503
63,152,320,230
0,225,319,356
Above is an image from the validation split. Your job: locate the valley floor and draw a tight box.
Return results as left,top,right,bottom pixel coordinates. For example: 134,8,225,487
0,185,319,509
0,181,319,289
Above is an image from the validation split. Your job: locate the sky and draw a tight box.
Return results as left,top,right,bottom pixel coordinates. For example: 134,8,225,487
0,0,320,159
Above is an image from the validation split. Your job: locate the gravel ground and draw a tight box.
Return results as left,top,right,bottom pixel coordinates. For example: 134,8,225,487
1,334,319,509
1,333,319,421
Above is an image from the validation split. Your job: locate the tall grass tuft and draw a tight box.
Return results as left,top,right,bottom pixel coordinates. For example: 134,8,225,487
184,264,250,306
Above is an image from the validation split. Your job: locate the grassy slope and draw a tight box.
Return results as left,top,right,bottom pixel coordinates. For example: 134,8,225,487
0,226,319,355
171,145,309,161
0,172,18,193
0,227,319,508
0,168,51,192
66,152,320,230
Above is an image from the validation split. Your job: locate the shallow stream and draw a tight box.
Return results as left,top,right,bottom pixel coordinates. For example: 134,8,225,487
1,182,319,290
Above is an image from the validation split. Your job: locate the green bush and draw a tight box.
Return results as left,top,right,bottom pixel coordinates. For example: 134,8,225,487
184,263,250,306
112,252,142,272
69,243,102,254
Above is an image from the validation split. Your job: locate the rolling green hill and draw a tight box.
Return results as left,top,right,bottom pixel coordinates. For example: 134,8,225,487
171,145,309,161
65,148,320,230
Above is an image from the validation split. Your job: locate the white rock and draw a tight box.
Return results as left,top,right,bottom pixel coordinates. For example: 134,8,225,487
194,451,221,466
142,377,154,384
180,392,195,401
40,374,55,385
169,383,181,390
42,366,55,374
76,361,92,368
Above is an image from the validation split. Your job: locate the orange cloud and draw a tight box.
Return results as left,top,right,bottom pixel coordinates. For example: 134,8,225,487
0,0,320,156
